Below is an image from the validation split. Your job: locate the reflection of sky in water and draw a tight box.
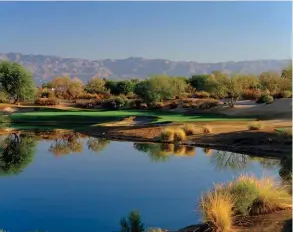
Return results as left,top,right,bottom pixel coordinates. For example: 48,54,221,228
0,137,280,232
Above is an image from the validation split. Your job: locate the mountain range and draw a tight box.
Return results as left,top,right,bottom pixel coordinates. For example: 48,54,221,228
0,52,291,85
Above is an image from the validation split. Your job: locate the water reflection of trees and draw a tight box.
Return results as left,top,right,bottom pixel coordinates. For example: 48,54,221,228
133,143,195,162
47,132,110,156
87,137,110,153
0,132,37,175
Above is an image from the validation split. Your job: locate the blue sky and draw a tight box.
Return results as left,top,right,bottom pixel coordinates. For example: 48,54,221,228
0,2,291,62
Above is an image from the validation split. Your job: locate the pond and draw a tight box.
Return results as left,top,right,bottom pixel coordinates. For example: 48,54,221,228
0,131,289,232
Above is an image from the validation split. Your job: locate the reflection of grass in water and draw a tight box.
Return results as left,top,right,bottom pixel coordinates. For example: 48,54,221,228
174,145,186,156
185,146,196,156
160,143,174,155
203,148,212,156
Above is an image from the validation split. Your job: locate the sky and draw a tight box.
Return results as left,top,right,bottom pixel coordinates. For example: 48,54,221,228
0,1,291,63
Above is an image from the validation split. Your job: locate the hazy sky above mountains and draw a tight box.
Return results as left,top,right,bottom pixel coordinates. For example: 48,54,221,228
0,2,291,62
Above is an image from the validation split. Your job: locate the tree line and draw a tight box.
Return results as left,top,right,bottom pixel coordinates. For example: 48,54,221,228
0,60,292,108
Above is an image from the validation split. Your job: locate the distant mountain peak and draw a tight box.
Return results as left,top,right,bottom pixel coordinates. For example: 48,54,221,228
0,52,290,84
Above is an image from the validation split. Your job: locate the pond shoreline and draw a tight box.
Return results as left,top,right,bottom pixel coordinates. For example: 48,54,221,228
2,120,291,159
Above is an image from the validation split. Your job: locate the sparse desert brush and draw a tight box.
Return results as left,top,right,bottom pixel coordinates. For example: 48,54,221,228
248,122,263,130
200,185,234,232
160,128,174,142
174,145,186,156
173,128,187,142
182,124,197,135
249,176,292,215
185,146,196,156
160,143,175,154
202,125,212,134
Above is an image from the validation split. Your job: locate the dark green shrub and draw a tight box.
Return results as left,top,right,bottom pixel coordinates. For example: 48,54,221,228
102,96,126,109
256,95,274,104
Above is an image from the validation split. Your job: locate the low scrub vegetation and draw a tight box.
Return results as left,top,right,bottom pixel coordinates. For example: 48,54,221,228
202,125,212,134
173,128,187,142
200,175,292,232
182,124,197,135
200,184,234,232
160,127,187,143
193,91,210,99
280,90,292,98
256,95,274,104
248,122,263,130
160,129,175,142
35,97,60,106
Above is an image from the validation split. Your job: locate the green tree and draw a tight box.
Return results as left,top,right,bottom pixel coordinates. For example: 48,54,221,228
135,75,178,103
68,77,83,99
0,61,36,103
0,133,37,175
189,74,210,91
84,77,106,94
116,80,136,95
259,71,281,93
169,77,188,97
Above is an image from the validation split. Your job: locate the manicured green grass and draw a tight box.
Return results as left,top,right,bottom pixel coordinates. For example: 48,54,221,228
11,108,254,125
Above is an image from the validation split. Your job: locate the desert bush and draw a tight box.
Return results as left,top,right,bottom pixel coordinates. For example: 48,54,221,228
34,97,59,106
202,126,212,134
200,185,234,232
169,102,179,109
160,129,174,142
256,95,274,104
248,122,263,130
242,89,262,100
153,102,164,109
280,90,292,98
173,129,187,142
198,100,219,109
183,103,191,108
193,91,210,99
182,124,197,135
139,103,148,109
200,175,292,232
126,91,136,99
249,176,292,215
101,96,127,109
227,176,260,215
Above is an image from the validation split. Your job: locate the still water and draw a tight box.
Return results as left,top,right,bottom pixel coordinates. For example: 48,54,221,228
0,132,284,232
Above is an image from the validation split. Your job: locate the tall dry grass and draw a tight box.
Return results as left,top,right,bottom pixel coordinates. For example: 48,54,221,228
160,128,174,142
200,184,234,232
182,124,197,135
173,128,187,142
200,175,292,231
